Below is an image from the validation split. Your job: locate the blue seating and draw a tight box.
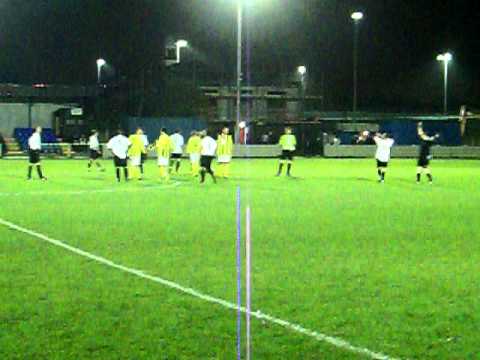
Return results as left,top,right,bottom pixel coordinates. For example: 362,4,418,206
14,128,60,153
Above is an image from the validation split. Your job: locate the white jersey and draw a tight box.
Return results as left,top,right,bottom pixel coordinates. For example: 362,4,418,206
88,134,100,151
170,133,184,154
374,137,394,162
107,134,131,159
28,132,42,150
201,136,217,156
141,134,149,148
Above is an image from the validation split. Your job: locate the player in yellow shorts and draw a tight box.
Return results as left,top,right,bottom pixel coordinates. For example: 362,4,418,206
153,128,174,181
186,131,202,177
216,127,233,178
128,128,145,180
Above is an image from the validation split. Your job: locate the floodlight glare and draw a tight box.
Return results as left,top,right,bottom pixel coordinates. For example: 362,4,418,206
176,40,189,48
297,66,307,75
351,12,364,21
96,58,106,67
437,52,453,62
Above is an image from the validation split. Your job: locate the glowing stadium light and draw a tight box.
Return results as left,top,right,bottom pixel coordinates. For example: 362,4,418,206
96,58,106,67
297,66,307,75
96,59,107,84
351,12,364,21
436,52,453,114
437,52,452,62
351,12,364,112
176,40,189,49
174,40,189,64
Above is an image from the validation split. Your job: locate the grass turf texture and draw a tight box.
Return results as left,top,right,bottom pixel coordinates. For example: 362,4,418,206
0,158,479,360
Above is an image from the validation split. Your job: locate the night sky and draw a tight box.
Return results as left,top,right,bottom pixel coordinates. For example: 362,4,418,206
0,0,478,112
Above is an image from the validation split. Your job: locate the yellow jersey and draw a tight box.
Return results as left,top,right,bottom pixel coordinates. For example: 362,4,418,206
155,133,174,158
279,134,296,151
217,134,233,156
186,135,202,155
128,134,145,157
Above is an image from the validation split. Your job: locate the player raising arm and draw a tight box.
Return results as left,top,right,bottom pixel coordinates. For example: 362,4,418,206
416,122,440,184
372,132,395,183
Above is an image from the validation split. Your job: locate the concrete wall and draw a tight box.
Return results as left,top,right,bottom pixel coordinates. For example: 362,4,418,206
324,145,480,159
0,103,75,137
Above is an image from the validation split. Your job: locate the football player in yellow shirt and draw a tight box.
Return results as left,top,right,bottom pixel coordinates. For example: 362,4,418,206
216,127,233,178
186,131,202,177
128,128,145,180
153,128,175,181
277,127,297,177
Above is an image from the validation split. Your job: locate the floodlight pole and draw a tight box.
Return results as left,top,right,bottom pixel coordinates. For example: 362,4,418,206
235,0,243,144
443,59,449,115
351,12,363,113
353,23,358,112
437,53,452,115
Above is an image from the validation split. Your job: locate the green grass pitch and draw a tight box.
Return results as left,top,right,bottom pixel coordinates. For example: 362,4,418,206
0,158,479,359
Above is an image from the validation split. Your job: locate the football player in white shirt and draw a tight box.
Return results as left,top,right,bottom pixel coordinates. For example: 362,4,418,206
199,130,217,184
170,129,184,174
370,132,395,183
107,129,131,182
27,126,47,180
87,129,105,172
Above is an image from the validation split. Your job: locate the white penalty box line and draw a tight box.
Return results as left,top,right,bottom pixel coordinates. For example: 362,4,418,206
0,217,401,360
0,181,182,197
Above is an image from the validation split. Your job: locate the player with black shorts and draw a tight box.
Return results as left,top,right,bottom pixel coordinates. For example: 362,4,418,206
27,126,47,180
87,129,105,172
416,122,439,184
276,127,297,177
107,129,131,182
199,130,217,184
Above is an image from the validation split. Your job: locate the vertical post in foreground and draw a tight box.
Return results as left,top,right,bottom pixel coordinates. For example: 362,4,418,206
236,187,242,360
245,206,252,360
235,0,243,144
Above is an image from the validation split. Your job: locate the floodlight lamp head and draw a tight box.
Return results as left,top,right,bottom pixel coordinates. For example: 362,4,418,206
351,12,364,21
437,52,452,62
96,59,106,67
176,40,189,48
297,66,307,75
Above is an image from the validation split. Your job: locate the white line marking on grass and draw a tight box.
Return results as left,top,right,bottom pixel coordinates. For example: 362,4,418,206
0,182,181,197
0,217,401,360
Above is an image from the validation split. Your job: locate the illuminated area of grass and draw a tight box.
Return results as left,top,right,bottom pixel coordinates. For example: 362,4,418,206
1,159,479,359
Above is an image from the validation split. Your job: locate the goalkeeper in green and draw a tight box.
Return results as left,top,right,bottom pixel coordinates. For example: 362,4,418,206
276,127,297,177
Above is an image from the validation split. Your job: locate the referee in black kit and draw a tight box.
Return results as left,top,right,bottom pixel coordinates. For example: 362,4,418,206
27,126,47,181
416,122,440,184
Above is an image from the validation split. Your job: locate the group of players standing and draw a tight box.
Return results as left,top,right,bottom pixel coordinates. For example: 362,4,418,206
360,122,440,183
88,126,234,184
25,123,439,184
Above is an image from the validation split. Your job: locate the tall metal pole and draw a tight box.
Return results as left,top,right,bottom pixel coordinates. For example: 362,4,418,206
235,0,243,144
443,60,448,114
352,21,359,113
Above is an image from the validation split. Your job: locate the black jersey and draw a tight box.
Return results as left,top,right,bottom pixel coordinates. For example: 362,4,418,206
419,138,436,160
